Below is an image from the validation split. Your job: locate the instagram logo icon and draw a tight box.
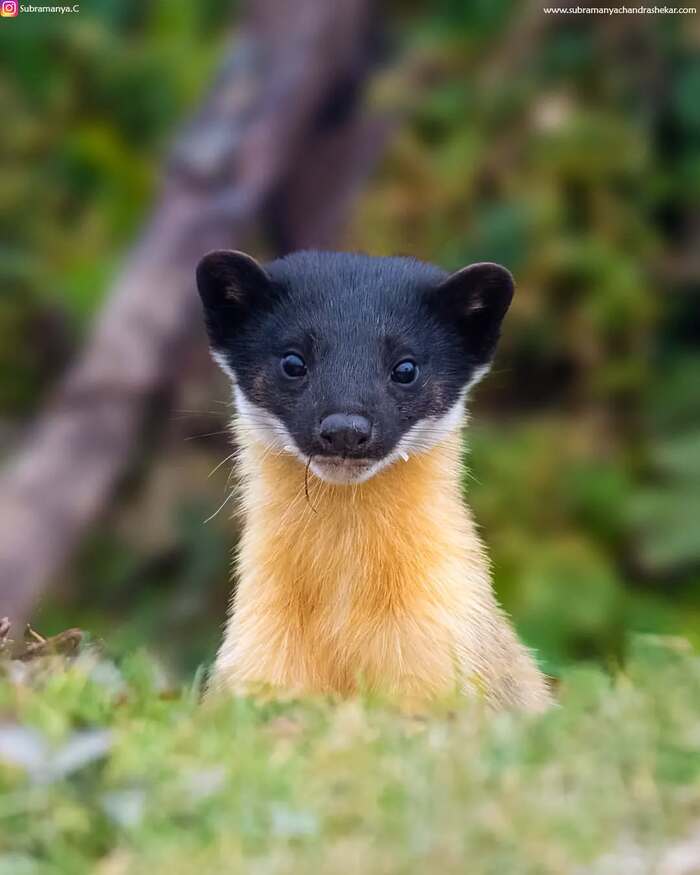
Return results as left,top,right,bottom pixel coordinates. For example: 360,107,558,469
1,0,18,15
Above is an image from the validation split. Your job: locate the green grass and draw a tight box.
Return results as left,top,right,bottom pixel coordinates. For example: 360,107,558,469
1,637,700,874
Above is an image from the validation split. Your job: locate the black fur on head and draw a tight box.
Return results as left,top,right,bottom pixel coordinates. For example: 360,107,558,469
196,250,513,484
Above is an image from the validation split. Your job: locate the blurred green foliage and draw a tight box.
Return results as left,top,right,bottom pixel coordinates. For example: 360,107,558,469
1,637,700,872
1,3,699,678
350,5,700,673
0,0,231,395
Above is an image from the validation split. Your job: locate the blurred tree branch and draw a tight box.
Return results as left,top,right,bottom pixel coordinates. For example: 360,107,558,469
0,0,389,628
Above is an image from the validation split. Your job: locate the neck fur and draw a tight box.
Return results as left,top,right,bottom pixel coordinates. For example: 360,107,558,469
234,426,488,605
212,422,550,708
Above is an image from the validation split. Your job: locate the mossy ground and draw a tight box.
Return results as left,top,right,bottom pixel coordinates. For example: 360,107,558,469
1,637,699,875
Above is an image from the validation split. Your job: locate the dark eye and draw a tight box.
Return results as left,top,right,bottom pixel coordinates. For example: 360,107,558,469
391,359,418,385
281,353,307,379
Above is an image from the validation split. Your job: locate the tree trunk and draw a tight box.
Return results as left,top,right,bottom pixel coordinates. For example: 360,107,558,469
0,0,386,628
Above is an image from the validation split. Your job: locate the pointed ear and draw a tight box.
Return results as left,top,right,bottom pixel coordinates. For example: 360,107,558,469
428,262,514,367
195,250,273,350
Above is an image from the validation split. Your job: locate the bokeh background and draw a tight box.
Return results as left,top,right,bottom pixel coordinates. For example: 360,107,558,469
1,0,699,679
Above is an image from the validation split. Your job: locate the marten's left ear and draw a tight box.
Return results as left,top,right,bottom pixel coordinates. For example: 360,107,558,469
428,262,514,368
196,249,274,352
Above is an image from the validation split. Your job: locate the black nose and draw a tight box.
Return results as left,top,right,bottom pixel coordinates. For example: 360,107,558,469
318,413,372,456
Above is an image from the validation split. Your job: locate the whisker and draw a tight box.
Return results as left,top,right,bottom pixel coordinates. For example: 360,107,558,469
184,430,231,441
173,409,227,417
304,455,318,514
208,451,237,478
203,486,237,524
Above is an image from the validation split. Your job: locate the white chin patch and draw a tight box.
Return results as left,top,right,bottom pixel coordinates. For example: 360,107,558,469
221,361,489,486
231,385,308,465
380,372,488,465
309,458,383,485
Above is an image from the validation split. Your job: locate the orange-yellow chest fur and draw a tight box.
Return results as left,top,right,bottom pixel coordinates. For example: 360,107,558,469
212,431,551,711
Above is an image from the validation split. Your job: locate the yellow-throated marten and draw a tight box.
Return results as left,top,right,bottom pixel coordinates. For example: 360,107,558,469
196,250,551,711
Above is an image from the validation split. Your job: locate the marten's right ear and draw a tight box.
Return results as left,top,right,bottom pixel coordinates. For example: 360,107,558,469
196,250,273,351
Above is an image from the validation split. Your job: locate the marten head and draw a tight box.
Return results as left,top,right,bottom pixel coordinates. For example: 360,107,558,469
196,250,513,484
